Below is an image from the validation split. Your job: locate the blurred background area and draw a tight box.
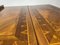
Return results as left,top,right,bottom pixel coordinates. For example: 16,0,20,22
0,0,60,7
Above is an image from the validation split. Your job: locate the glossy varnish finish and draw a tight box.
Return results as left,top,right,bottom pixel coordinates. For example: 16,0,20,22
0,5,60,45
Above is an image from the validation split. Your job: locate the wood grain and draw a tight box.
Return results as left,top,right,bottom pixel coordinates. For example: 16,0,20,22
0,5,60,45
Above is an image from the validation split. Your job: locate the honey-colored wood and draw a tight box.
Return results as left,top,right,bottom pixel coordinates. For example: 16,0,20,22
0,5,60,45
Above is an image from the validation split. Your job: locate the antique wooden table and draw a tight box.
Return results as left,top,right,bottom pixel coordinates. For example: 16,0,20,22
0,5,60,45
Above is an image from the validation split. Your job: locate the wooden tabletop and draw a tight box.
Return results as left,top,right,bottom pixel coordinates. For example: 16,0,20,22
0,5,60,45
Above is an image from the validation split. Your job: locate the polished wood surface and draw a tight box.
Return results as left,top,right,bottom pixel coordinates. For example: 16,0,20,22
0,5,60,45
